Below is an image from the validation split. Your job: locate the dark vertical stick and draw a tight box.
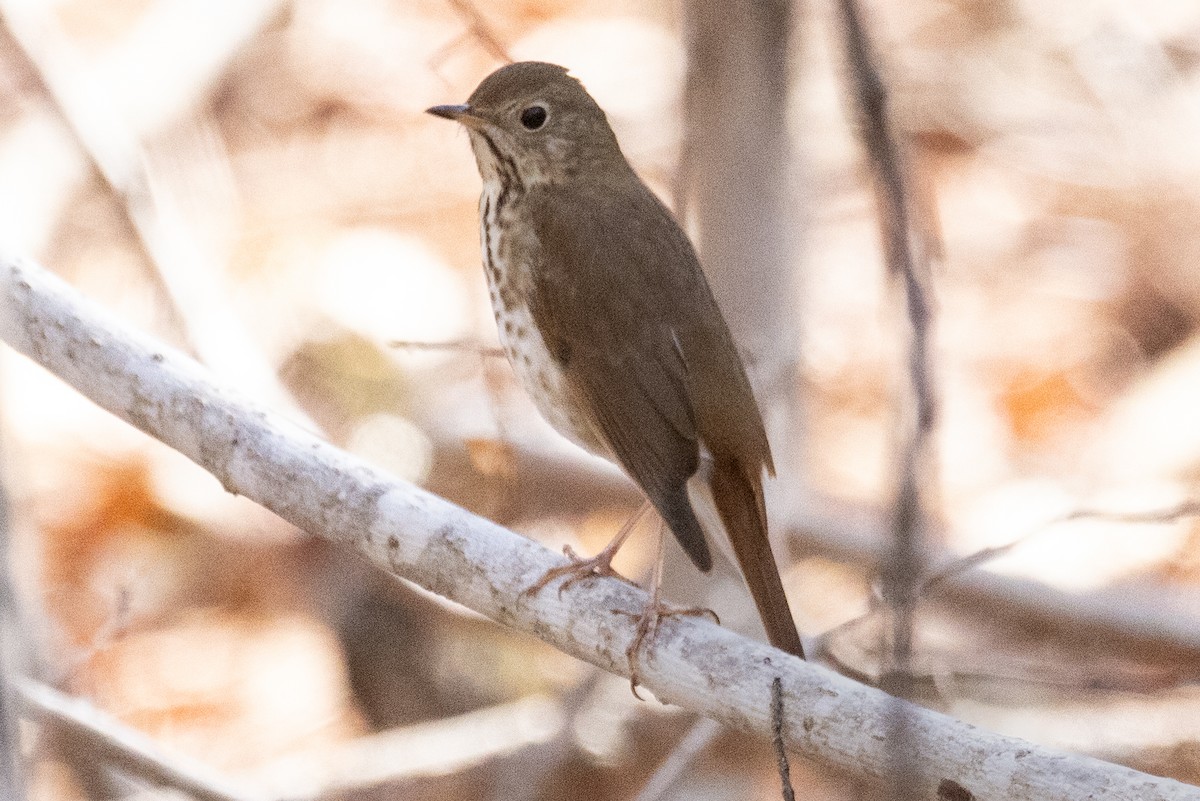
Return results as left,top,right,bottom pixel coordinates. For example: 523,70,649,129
833,0,936,797
771,677,797,801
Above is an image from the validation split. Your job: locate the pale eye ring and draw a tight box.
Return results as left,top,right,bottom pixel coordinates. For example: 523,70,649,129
519,104,548,130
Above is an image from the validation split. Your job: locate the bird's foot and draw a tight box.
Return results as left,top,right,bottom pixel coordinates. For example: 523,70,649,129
617,600,720,698
520,542,635,600
521,502,650,599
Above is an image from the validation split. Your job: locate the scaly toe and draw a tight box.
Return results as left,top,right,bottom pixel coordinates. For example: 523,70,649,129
614,602,719,626
520,551,634,599
617,601,721,697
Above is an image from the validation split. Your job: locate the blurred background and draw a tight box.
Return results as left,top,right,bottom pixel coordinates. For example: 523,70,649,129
1,0,1200,798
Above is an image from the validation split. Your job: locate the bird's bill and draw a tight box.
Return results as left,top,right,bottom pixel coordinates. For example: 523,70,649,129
425,103,476,123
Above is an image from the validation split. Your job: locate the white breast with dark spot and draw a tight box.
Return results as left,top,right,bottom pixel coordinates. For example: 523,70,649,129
479,180,598,451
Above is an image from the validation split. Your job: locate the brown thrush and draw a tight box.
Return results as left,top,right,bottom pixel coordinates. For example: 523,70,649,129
428,61,804,659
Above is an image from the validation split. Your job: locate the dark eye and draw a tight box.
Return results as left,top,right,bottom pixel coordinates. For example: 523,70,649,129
520,105,548,130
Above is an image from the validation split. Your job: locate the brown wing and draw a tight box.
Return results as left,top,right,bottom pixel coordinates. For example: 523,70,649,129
528,176,803,657
526,178,712,570
529,176,773,470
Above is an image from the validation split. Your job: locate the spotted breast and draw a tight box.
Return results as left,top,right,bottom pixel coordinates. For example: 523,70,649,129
477,176,606,455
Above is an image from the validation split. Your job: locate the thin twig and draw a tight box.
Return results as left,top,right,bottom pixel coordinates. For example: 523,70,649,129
791,498,1200,676
835,0,935,670
919,500,1200,596
771,677,796,801
0,11,184,342
1063,501,1200,525
444,0,511,64
388,339,505,358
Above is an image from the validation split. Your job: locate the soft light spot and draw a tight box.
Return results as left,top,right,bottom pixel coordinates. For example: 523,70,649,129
346,412,432,484
315,228,468,347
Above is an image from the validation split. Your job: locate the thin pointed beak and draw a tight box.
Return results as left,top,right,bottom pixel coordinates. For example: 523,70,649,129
426,103,474,122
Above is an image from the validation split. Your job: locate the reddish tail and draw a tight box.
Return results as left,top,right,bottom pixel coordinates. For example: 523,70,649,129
709,458,804,658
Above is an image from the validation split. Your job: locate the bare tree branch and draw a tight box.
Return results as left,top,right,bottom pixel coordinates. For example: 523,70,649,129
16,679,255,801
0,255,1196,800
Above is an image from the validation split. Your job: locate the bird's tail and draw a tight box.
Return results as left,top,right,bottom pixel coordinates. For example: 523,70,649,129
709,457,805,658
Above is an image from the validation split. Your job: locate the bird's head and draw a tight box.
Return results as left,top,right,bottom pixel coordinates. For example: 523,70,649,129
427,61,628,186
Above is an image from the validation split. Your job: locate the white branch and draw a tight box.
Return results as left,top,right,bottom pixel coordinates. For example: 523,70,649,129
0,256,1195,801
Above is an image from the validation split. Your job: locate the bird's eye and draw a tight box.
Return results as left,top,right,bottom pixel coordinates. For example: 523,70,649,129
519,105,548,130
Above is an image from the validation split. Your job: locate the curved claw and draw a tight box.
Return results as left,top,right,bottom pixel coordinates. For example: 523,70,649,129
520,544,635,600
618,601,721,697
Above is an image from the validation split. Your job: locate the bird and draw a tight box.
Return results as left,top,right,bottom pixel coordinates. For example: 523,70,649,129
427,61,804,660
